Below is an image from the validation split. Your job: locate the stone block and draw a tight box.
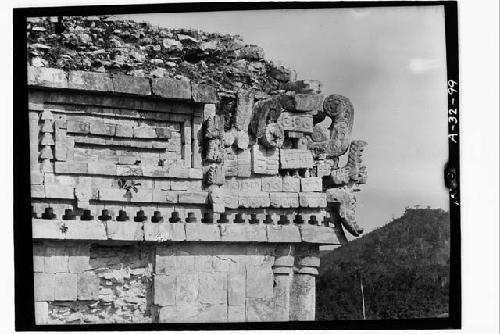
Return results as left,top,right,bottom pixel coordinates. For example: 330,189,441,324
31,185,45,198
34,273,55,301
224,178,239,193
176,272,198,305
133,126,157,139
178,191,209,204
152,77,191,100
170,180,189,191
297,255,320,268
152,190,178,203
98,188,127,202
174,254,196,273
155,180,171,191
88,162,117,176
203,103,216,120
246,267,274,298
282,176,301,192
74,135,106,145
185,224,220,241
28,66,68,89
44,185,74,199
224,149,238,177
220,224,267,242
154,274,176,306
194,255,214,272
68,244,90,273
189,168,203,179
269,192,299,209
279,149,314,170
238,178,261,192
191,83,217,103
32,220,66,240
237,149,252,177
106,221,144,241
197,303,228,323
116,165,143,176
112,74,151,95
252,144,279,175
54,273,77,301
294,94,323,111
281,93,323,112
77,271,100,301
187,180,203,191
89,121,116,136
68,70,113,91
298,267,319,275
75,186,97,201
54,161,88,174
290,274,316,321
228,272,245,306
30,171,44,185
54,114,67,129
228,305,246,322
132,188,153,202
41,133,54,146
44,245,68,273
223,192,239,209
278,112,314,133
207,164,225,186
64,221,108,240
159,304,199,323
282,80,322,94
155,127,172,139
66,120,90,134
316,160,332,178
210,255,232,272
33,244,45,272
236,130,249,150
261,176,283,192
54,131,74,161
298,192,327,208
34,302,48,325
118,155,137,165
238,192,270,208
246,297,275,322
39,146,53,160
272,274,292,321
145,222,186,242
235,90,254,131
115,124,134,138
267,225,302,243
300,225,342,244
301,177,322,192
155,248,176,274
198,272,227,304
273,255,295,267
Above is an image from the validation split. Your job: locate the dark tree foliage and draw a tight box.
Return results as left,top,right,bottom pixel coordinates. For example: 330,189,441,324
317,208,450,320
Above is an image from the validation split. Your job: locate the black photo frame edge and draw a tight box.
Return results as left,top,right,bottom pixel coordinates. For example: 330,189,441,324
13,1,460,331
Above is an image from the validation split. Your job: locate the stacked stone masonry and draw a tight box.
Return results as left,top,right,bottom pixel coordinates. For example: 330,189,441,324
28,17,367,325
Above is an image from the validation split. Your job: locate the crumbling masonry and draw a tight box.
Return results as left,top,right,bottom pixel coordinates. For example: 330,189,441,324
27,16,367,324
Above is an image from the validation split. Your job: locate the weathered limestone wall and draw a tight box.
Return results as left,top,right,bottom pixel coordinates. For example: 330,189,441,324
33,241,320,324
34,242,155,324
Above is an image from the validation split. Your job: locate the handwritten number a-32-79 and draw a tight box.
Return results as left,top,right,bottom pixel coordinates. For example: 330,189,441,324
448,80,458,144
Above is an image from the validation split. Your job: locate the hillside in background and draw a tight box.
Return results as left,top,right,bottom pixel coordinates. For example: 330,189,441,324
317,208,450,320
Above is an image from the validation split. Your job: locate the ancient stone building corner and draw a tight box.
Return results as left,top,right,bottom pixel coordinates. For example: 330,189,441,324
27,16,367,324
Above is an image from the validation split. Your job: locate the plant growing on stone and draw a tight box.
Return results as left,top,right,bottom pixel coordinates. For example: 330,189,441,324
118,179,142,201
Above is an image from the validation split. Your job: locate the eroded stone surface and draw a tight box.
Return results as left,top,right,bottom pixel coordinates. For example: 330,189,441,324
28,15,368,325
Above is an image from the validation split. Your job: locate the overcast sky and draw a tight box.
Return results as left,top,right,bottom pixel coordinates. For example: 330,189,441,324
123,5,449,233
